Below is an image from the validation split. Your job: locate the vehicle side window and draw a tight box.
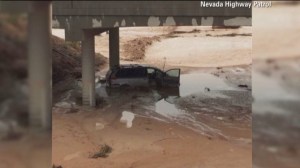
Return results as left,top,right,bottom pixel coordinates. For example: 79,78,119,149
115,69,130,78
147,68,155,74
115,68,146,78
131,68,146,78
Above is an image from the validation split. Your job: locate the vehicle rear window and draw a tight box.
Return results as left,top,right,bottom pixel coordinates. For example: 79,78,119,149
166,69,180,77
115,68,146,78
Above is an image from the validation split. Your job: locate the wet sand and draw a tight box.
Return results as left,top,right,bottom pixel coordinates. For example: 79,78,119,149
52,110,251,168
0,133,51,168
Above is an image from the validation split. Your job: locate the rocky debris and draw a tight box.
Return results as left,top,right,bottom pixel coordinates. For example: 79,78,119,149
89,144,112,158
52,165,63,168
123,36,160,61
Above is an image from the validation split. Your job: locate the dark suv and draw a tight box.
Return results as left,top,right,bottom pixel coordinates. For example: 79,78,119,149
105,64,180,88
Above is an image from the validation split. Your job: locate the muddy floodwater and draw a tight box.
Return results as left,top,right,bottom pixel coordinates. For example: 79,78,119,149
102,71,251,139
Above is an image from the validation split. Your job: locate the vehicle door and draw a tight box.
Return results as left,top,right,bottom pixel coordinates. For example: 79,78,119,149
163,69,181,87
128,67,148,87
147,68,157,86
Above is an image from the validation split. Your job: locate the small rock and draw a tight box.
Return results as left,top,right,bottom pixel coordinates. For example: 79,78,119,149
238,84,248,88
204,87,210,92
266,59,275,64
89,144,112,158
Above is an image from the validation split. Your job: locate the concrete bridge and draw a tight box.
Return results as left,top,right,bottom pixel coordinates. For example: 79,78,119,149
52,1,251,41
0,1,252,130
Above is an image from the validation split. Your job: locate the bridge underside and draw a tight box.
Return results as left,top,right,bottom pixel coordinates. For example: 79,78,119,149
53,16,251,41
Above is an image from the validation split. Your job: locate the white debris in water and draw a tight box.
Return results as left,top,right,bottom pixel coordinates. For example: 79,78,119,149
216,117,224,120
120,111,135,128
95,122,105,130
266,146,278,153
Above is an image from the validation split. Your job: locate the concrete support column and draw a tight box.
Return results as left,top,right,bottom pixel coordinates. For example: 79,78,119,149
109,27,120,69
28,1,52,130
82,30,96,107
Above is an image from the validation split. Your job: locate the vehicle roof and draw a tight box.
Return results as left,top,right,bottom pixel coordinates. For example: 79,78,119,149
117,64,161,70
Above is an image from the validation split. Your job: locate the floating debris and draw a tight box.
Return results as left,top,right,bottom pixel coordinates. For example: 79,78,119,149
120,111,135,128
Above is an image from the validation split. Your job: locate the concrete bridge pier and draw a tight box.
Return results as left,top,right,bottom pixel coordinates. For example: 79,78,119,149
82,30,96,107
28,1,52,130
109,27,120,69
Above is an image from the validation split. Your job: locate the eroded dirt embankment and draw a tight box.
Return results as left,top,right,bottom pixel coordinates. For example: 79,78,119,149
0,14,107,137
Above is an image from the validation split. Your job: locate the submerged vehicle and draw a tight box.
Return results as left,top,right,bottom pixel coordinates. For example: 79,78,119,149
105,64,180,88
